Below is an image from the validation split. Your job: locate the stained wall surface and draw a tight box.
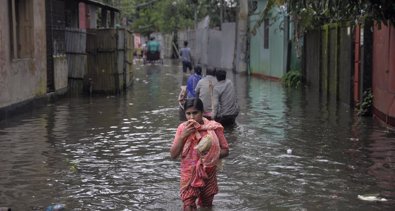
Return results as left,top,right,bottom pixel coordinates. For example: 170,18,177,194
0,0,47,108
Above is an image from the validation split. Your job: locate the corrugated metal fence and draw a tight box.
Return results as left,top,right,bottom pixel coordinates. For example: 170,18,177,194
86,28,133,94
65,28,133,94
65,28,87,95
178,22,236,70
46,0,67,92
304,24,353,106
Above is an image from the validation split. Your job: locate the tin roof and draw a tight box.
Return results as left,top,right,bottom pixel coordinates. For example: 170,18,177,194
79,0,120,12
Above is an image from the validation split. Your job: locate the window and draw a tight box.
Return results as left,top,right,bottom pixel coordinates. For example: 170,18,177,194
248,0,258,14
9,0,33,59
264,18,269,49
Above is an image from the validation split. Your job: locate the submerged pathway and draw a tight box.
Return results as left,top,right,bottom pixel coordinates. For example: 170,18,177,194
0,60,394,210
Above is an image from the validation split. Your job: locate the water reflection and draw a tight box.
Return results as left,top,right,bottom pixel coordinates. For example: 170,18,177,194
364,126,395,200
0,61,394,210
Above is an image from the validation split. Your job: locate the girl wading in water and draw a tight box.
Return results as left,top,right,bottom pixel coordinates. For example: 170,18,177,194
170,98,229,211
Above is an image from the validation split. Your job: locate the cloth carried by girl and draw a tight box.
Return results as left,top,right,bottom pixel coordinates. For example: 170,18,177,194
181,118,223,188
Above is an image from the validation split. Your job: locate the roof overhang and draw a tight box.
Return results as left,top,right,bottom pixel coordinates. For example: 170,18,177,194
79,0,120,12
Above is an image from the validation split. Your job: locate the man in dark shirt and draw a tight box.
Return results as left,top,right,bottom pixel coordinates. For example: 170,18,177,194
211,69,239,125
180,41,192,73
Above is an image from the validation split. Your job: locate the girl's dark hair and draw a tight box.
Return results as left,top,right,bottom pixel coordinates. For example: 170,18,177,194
184,98,204,112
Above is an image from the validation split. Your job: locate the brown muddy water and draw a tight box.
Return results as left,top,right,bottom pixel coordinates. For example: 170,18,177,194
0,60,394,210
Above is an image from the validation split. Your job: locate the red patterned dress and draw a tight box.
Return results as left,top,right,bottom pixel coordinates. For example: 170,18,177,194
172,118,229,209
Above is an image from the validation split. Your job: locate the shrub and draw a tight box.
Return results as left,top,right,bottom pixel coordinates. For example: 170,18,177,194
281,70,302,88
357,89,373,116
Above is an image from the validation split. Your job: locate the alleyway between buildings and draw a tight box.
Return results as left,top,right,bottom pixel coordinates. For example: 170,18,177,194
0,60,394,210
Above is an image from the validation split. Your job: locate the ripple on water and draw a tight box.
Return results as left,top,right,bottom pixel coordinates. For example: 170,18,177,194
0,66,394,210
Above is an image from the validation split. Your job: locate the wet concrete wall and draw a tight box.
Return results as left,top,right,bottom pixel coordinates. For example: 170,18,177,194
0,1,47,108
221,23,236,70
208,29,222,68
178,21,236,70
195,28,209,65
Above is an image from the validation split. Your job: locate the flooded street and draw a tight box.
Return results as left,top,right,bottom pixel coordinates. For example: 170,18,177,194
0,60,394,210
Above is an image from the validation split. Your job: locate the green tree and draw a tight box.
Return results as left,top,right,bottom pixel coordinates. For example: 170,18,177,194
118,0,137,25
116,0,238,35
253,0,395,33
130,0,194,35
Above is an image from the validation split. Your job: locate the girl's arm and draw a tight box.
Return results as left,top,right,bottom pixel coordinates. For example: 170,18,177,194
219,148,229,159
170,132,187,159
216,129,229,159
170,122,195,159
219,149,229,159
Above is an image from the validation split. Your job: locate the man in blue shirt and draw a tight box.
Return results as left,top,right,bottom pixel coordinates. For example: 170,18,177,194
186,66,202,98
180,41,192,73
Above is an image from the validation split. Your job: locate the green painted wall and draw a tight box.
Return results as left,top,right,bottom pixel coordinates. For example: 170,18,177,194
249,0,269,75
269,12,286,78
249,0,286,79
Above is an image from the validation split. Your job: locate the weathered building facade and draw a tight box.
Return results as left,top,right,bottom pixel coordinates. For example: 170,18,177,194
0,0,67,120
1,0,133,121
62,0,133,94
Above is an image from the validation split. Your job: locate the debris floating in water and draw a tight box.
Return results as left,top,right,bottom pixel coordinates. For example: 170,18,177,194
287,149,292,154
45,204,65,211
357,194,387,202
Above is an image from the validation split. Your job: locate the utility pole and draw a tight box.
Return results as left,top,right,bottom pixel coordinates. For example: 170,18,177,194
234,0,248,73
194,2,198,29
220,0,224,28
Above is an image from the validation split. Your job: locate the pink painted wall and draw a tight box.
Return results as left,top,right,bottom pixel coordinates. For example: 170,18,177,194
79,3,87,29
372,23,395,127
134,33,142,48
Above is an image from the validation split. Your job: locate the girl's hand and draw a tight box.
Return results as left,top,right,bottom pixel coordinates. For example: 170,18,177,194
181,121,195,139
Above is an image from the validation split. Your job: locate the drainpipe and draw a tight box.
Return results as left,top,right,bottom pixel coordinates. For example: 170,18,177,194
385,26,394,128
354,24,361,104
89,78,93,97
283,14,290,74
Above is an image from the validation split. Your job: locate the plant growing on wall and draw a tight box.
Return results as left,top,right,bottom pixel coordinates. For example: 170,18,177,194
357,89,373,116
281,70,302,88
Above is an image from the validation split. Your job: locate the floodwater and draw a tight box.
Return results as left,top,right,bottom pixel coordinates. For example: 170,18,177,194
0,60,394,211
